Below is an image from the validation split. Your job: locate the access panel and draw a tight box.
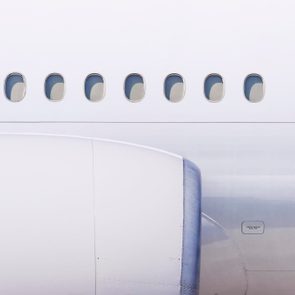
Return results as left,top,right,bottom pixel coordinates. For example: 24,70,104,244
0,135,95,295
93,140,201,295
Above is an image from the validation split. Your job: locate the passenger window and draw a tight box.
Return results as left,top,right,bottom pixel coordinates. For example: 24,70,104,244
244,74,264,102
124,74,145,102
85,74,105,101
5,73,26,102
204,74,224,102
45,74,65,101
164,74,185,102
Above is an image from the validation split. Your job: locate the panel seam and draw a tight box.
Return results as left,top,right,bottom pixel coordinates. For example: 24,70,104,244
91,140,97,295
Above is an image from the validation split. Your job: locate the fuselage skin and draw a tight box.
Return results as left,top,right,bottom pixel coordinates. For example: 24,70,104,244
0,0,294,294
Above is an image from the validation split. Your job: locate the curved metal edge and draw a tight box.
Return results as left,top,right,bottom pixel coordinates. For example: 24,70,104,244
181,159,202,295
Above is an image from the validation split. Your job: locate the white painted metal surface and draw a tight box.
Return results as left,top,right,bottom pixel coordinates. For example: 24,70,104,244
0,135,196,295
0,136,95,295
93,140,183,295
0,123,292,294
0,0,293,294
0,1,292,122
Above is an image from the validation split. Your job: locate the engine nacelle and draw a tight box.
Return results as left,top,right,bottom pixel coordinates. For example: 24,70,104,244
0,135,201,295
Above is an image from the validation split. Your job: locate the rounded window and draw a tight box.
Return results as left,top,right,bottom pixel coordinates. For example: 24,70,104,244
204,74,224,102
45,73,65,101
5,73,26,102
124,74,145,102
164,74,185,102
85,74,105,102
244,74,264,103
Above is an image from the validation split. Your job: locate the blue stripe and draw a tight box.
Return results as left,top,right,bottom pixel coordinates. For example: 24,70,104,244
181,160,202,295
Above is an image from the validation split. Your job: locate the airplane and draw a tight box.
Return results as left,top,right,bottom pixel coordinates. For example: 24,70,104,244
0,0,293,294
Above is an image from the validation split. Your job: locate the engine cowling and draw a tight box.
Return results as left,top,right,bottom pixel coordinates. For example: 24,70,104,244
0,135,201,295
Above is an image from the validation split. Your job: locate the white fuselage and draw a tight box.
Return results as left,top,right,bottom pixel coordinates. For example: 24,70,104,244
0,0,294,294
